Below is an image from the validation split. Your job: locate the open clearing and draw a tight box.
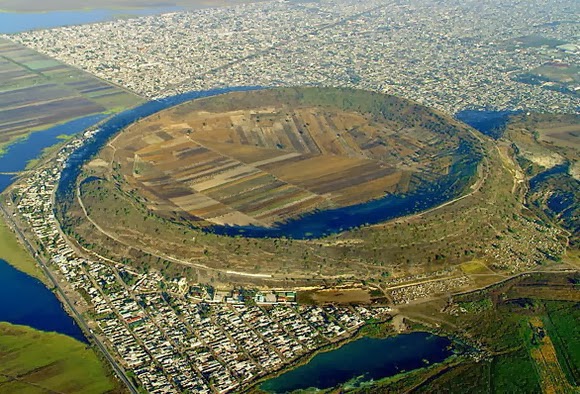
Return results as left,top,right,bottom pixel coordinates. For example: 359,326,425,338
309,288,372,304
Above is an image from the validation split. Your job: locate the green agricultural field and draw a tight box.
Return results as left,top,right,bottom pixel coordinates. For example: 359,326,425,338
0,38,142,156
491,348,540,393
0,322,118,394
544,301,580,385
0,218,46,284
392,273,580,394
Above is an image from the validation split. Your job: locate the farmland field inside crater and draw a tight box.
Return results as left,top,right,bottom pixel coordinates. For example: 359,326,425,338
98,87,477,228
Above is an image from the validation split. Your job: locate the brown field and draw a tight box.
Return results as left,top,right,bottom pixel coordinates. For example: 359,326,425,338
310,288,372,304
537,123,580,151
103,89,464,226
528,317,576,394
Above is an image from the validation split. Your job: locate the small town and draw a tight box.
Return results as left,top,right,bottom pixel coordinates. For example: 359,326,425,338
6,0,579,115
4,127,391,393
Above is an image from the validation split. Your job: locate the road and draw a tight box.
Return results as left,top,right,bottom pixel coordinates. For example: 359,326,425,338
75,183,278,279
0,202,139,394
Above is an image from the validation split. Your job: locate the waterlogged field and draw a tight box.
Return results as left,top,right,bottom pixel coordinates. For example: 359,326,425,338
102,87,473,227
0,38,141,154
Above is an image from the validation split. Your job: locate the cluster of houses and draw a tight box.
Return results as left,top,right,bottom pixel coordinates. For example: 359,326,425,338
10,128,391,393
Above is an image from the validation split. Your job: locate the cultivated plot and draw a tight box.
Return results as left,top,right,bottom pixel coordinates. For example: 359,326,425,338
0,38,141,152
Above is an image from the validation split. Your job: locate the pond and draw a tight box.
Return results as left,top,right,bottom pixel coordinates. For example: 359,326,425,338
260,333,453,393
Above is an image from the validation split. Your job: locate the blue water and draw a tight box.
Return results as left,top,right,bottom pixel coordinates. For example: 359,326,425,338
0,259,86,342
0,114,106,172
261,333,453,393
0,115,105,340
0,7,183,34
58,87,481,240
0,175,13,193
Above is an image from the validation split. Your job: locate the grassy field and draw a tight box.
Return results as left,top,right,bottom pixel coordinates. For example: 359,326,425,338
0,218,46,283
543,301,580,385
0,322,118,394
391,272,580,394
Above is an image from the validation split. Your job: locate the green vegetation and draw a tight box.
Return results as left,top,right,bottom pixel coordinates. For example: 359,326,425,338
357,320,393,339
543,301,580,385
490,348,540,393
0,322,118,394
56,134,75,141
0,219,46,283
459,297,493,313
394,272,580,393
0,38,142,158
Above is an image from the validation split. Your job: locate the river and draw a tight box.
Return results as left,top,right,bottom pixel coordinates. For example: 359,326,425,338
260,333,453,393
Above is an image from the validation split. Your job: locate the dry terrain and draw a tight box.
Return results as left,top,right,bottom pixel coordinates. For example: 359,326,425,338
102,88,469,227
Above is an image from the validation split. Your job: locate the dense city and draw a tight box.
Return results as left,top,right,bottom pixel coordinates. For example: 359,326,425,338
7,0,579,115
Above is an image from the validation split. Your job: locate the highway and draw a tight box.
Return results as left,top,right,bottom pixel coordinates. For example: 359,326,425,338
0,202,139,394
